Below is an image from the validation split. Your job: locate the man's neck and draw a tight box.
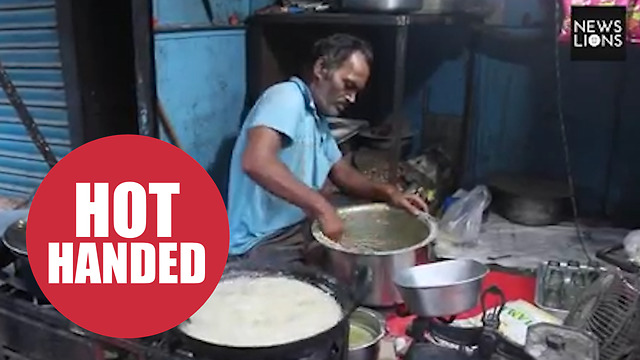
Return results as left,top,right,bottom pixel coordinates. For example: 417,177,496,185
297,74,322,111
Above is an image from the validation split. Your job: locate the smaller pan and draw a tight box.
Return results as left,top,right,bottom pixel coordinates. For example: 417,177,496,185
3,219,27,256
0,209,30,269
2,219,48,302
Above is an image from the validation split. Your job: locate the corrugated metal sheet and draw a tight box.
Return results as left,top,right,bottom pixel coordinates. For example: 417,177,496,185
0,0,71,199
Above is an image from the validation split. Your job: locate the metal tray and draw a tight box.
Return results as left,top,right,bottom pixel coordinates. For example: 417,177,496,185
534,260,606,320
327,117,369,145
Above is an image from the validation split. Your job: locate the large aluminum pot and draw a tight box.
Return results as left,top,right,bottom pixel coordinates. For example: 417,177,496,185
312,203,438,307
393,259,489,317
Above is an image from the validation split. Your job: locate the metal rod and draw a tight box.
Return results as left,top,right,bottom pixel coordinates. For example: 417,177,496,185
0,58,58,169
388,17,409,185
201,0,214,23
456,28,478,188
132,0,159,138
156,101,183,149
420,85,431,152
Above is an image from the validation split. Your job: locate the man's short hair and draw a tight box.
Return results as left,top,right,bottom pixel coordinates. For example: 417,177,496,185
309,33,374,71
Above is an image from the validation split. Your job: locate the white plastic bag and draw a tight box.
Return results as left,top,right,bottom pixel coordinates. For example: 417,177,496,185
439,185,492,247
623,230,640,265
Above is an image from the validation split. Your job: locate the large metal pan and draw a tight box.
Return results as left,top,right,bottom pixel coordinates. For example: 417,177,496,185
312,203,438,307
174,260,372,360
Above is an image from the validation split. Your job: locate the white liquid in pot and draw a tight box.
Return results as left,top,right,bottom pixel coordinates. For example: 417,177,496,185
180,275,343,347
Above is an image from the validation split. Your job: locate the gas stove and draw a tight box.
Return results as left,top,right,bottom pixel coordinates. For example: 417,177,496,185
0,263,351,360
398,286,534,360
401,316,529,360
0,265,217,360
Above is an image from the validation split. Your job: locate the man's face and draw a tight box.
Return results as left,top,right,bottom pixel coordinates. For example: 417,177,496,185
310,51,370,116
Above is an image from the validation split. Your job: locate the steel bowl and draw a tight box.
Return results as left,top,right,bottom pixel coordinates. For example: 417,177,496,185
393,259,489,317
348,307,386,360
312,203,438,307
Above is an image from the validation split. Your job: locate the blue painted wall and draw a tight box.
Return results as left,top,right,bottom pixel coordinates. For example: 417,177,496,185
153,0,250,205
153,0,250,24
153,0,640,225
155,29,246,204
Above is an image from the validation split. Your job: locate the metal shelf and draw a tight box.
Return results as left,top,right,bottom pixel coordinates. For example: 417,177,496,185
246,10,481,184
247,11,476,27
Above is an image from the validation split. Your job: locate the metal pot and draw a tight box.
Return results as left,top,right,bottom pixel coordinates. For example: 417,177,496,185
488,174,570,226
393,259,489,317
312,203,438,307
2,218,48,302
348,307,385,360
340,0,424,12
175,261,372,360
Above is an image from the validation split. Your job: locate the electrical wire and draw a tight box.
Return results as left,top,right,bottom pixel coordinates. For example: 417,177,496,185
554,0,593,261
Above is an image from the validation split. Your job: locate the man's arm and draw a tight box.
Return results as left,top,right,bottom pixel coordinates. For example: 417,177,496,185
328,158,427,215
242,126,334,218
328,158,396,202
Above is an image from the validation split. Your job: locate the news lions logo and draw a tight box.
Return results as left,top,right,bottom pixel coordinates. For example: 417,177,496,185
571,6,627,61
574,17,625,48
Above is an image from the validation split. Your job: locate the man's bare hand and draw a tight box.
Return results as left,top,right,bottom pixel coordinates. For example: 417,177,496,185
318,208,344,242
387,187,428,216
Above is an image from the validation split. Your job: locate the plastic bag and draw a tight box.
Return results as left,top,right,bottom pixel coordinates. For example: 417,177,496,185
438,185,492,247
623,229,640,264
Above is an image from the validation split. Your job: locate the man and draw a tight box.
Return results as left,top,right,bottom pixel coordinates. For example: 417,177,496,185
226,33,427,265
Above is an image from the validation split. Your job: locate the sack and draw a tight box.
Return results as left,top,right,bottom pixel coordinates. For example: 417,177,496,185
623,229,640,264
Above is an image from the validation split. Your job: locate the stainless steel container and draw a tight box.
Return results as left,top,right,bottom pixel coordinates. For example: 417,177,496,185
393,259,489,317
340,0,423,13
348,307,386,360
312,203,438,307
416,0,475,13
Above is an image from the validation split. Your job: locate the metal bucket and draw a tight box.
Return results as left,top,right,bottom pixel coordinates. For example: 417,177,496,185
348,307,385,360
312,203,438,307
393,259,489,317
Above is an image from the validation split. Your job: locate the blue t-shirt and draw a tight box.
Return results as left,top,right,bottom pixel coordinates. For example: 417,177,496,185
226,77,343,255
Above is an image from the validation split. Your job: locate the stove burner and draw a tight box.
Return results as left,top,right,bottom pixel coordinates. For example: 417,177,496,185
408,316,482,347
404,342,480,360
402,286,535,360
